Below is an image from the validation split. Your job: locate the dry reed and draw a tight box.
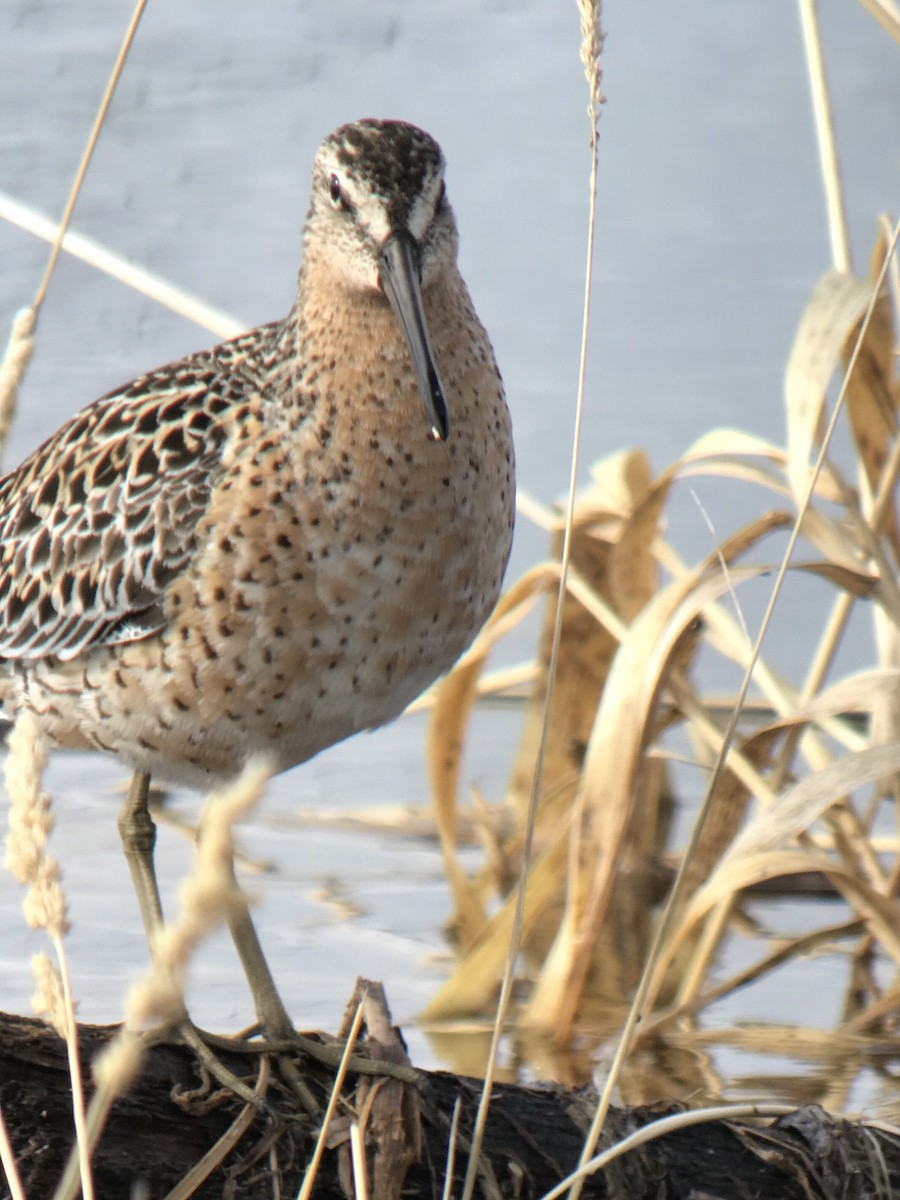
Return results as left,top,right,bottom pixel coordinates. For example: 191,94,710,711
51,757,273,1200
418,2,900,1195
3,714,93,1200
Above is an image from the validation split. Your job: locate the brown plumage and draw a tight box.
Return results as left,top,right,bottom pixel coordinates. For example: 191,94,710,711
0,120,514,1064
0,119,515,788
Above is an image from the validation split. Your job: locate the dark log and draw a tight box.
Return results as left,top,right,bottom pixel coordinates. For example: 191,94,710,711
1,1003,898,1200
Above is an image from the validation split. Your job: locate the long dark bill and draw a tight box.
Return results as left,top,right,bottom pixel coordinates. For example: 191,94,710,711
378,231,450,441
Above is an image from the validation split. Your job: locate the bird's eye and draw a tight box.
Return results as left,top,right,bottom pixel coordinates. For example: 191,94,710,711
329,174,344,205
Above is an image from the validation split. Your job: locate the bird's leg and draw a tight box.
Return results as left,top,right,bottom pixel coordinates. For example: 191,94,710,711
225,869,321,1111
224,867,411,1100
117,769,262,1109
226,890,294,1038
117,770,165,938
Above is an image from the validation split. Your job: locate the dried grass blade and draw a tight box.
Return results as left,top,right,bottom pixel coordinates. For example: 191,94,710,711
857,0,900,44
785,269,875,501
722,740,900,865
841,976,900,1033
798,0,851,271
427,567,552,948
806,667,900,721
296,1000,367,1200
668,918,864,1029
0,1105,27,1200
523,564,770,1037
420,819,571,1021
680,847,900,968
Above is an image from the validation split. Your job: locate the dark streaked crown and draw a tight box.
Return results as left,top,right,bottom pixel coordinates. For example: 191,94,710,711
321,119,445,231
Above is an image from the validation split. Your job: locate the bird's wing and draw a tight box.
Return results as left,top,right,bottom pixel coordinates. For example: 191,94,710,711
0,336,268,662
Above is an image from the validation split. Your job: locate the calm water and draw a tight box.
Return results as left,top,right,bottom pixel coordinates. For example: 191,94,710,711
0,1,897,1093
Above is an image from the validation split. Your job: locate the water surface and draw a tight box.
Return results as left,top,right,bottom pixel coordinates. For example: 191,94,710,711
0,1,897,1090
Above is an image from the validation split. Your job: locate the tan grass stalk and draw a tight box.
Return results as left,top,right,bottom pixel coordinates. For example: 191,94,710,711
655,539,868,760
441,1096,463,1200
428,565,554,944
348,1124,369,1200
523,563,772,1036
879,214,900,309
4,714,94,1200
0,0,150,464
643,918,864,1035
857,0,900,45
54,759,273,1200
568,211,900,1200
841,977,900,1033
0,307,36,456
421,814,572,1021
541,1104,796,1200
296,998,367,1200
679,1023,866,1056
0,193,244,341
31,0,149,311
460,8,605,1193
268,1147,282,1200
689,489,752,644
797,0,851,271
0,1103,28,1200
514,486,558,531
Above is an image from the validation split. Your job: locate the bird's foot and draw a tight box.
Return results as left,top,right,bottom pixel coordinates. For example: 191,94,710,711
161,1020,321,1115
227,1026,418,1081
148,1006,421,1119
196,1023,419,1113
145,1017,269,1112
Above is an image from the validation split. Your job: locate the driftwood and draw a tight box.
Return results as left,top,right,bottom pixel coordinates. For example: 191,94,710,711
1,987,898,1200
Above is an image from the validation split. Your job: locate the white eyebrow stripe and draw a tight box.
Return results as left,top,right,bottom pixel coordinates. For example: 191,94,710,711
353,190,392,244
407,188,434,241
319,146,444,246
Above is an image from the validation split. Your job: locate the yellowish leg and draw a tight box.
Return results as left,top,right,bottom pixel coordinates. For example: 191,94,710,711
226,871,321,1110
118,771,375,1110
226,894,294,1038
117,771,164,938
117,769,261,1108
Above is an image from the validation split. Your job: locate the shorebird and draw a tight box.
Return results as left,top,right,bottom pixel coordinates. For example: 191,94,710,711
0,118,514,1075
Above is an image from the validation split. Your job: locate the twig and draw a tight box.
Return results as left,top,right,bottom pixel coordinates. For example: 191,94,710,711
797,0,851,271
459,4,605,1197
0,0,150,456
295,998,367,1200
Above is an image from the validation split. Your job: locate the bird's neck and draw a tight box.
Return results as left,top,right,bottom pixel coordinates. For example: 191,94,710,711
275,258,466,431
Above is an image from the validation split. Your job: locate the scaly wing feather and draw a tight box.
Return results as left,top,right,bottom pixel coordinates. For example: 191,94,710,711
0,326,280,662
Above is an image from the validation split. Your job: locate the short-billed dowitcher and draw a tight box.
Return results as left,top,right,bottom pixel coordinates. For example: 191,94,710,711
0,119,514,1060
